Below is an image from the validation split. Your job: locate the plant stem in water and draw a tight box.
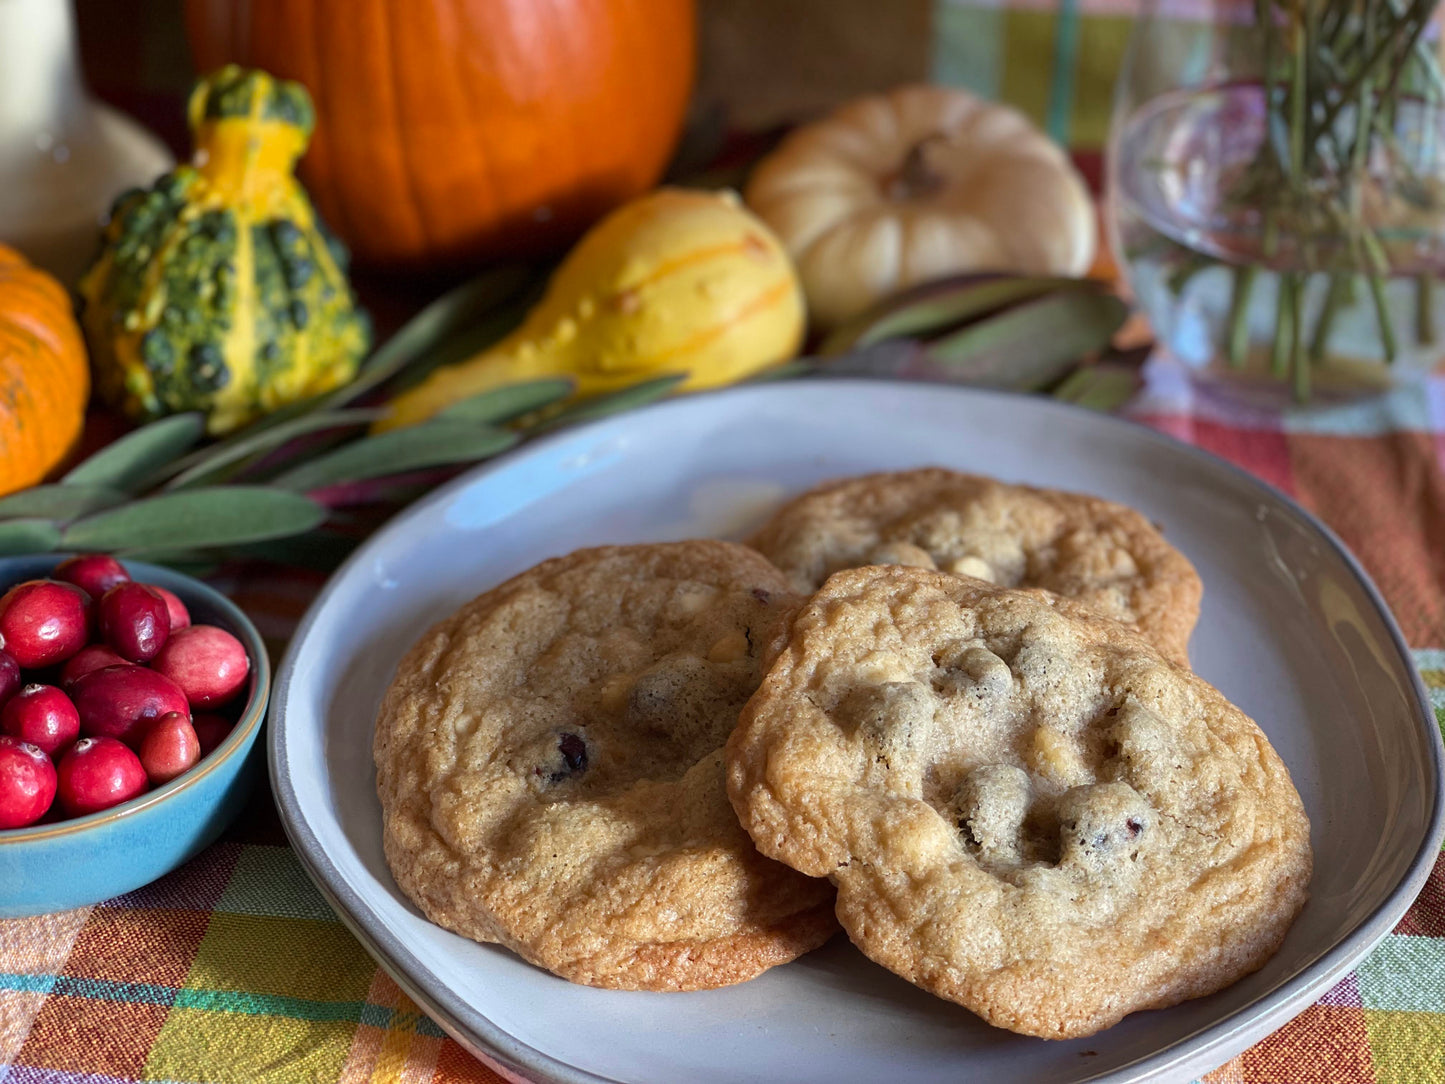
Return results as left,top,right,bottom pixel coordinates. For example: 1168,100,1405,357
1309,272,1349,362
1271,272,1296,378
1226,266,1257,367
1286,273,1305,399
1417,276,1435,344
1359,232,1398,362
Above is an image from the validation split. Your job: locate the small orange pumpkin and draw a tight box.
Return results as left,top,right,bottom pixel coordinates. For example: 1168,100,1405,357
0,245,89,496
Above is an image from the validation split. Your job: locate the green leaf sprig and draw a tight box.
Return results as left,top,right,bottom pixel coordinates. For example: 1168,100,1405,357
0,266,695,564
2,271,1128,566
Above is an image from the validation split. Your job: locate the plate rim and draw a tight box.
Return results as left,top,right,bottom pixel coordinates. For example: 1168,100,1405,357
269,379,1445,1084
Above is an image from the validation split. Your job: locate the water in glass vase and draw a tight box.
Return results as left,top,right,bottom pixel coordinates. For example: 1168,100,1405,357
1111,83,1445,405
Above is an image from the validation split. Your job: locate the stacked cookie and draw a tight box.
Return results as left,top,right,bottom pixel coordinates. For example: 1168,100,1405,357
373,469,1312,1039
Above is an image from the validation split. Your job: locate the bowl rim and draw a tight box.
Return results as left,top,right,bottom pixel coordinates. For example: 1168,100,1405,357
0,555,270,842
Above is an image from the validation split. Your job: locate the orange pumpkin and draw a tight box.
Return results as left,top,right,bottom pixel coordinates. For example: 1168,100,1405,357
184,0,697,271
0,245,89,496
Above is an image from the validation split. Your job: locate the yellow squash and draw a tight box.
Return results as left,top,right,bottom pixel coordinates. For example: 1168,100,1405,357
379,188,805,430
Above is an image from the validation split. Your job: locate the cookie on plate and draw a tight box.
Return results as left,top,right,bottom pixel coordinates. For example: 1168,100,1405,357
748,468,1202,666
726,566,1311,1038
374,541,837,991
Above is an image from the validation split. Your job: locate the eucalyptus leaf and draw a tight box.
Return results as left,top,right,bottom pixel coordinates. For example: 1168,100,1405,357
61,414,206,492
0,518,61,556
160,409,382,490
271,421,518,492
0,485,127,520
535,374,688,431
819,276,1093,356
62,488,327,552
924,292,1129,390
437,379,575,424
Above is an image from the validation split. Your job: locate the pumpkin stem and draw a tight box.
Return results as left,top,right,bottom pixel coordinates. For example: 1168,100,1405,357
886,133,950,202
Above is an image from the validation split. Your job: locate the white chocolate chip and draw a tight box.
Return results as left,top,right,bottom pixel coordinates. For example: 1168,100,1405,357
947,555,994,582
1028,726,1089,788
674,584,718,615
707,629,750,664
598,673,634,711
866,541,937,571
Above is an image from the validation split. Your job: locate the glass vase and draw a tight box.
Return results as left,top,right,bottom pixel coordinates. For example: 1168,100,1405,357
1107,0,1445,405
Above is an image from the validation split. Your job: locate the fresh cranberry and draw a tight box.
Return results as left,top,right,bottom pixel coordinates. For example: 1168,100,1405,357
70,665,189,746
0,580,91,668
98,583,170,663
56,736,147,816
0,684,79,757
0,649,20,710
152,587,191,631
192,712,234,757
55,554,130,600
0,735,57,828
60,644,129,688
151,625,250,708
138,711,200,785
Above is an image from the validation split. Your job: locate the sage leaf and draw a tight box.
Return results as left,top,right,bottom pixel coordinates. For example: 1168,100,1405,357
224,533,361,570
0,485,127,520
360,265,540,383
925,292,1129,390
1052,365,1144,412
61,414,206,492
748,359,817,382
437,378,575,424
160,409,382,489
820,276,1094,355
0,518,61,556
535,374,688,431
115,549,220,578
229,268,545,443
62,488,326,552
385,293,541,394
271,421,518,492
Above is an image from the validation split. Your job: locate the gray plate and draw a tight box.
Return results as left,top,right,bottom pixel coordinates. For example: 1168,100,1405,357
270,381,1444,1084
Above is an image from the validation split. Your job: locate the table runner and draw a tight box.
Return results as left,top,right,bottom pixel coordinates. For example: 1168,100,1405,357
1,363,1443,1084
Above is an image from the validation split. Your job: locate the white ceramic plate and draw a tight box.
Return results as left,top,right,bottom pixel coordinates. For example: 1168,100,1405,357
271,381,1443,1084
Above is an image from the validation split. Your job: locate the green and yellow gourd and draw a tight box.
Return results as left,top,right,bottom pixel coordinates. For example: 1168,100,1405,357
80,66,370,434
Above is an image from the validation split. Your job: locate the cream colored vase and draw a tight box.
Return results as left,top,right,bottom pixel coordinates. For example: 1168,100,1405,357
0,0,172,287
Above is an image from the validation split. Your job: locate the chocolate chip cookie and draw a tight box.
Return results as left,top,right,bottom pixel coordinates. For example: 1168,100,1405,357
726,566,1311,1038
374,542,837,991
748,468,1202,666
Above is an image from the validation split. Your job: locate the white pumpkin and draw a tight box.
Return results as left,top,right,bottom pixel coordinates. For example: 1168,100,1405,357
744,84,1096,330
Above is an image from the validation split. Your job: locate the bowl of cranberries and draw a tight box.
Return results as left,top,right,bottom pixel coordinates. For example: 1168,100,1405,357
0,554,267,916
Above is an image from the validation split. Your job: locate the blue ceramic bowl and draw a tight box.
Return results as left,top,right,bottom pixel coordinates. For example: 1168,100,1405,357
0,556,268,917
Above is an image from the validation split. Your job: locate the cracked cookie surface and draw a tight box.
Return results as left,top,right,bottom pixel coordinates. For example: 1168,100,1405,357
374,542,837,991
726,566,1311,1038
748,468,1202,665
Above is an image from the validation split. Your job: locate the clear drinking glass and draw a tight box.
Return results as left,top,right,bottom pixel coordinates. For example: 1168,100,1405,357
1107,0,1445,405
